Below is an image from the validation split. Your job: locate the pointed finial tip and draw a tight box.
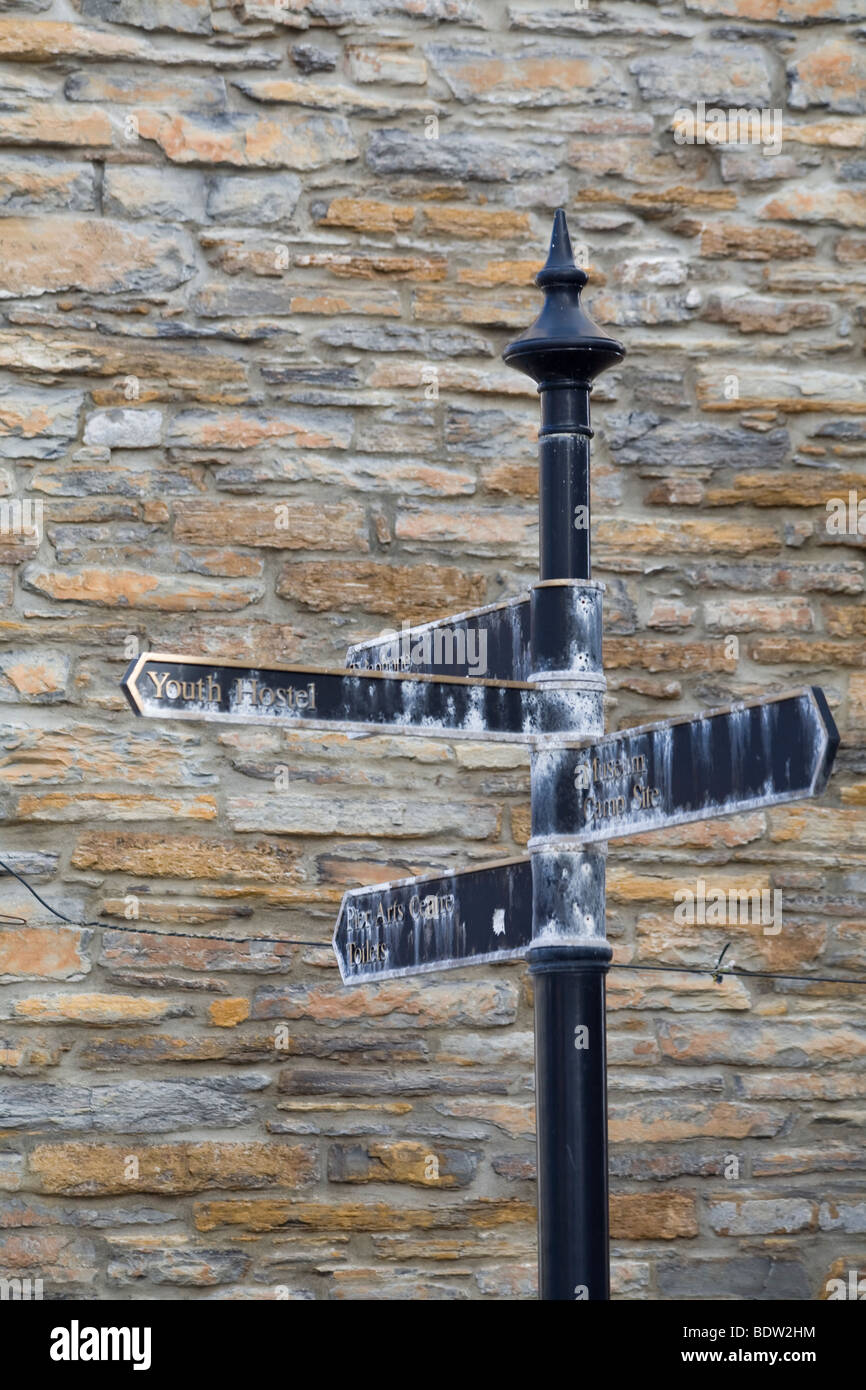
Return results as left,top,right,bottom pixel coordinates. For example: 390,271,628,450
537,208,584,288
551,206,569,239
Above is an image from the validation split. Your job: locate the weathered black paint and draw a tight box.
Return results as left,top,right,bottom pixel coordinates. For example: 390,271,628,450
530,943,612,1301
333,858,532,985
532,847,606,942
532,687,839,845
530,581,604,683
347,580,606,689
121,652,591,743
346,594,532,681
503,209,624,583
503,209,624,1303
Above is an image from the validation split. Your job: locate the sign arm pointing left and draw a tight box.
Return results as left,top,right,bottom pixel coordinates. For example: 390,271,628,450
121,650,578,743
334,857,532,984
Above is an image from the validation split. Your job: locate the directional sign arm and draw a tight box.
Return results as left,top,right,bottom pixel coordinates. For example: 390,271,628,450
346,594,532,682
121,652,585,743
532,688,840,845
333,857,532,984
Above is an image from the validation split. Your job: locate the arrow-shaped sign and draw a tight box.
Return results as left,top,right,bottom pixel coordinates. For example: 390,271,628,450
333,857,532,984
532,687,839,845
120,652,586,742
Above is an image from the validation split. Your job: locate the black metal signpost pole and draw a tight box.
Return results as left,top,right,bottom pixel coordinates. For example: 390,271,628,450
504,211,624,1300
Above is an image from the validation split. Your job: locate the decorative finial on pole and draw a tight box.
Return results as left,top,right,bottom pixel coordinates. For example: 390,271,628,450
538,206,579,280
503,209,625,581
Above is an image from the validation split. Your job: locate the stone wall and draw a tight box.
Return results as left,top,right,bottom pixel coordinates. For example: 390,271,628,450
0,0,864,1300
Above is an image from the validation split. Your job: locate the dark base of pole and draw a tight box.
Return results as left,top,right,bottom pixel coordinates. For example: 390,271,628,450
529,942,612,1301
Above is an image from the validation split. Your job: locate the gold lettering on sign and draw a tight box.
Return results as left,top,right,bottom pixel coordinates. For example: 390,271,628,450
148,671,222,702
343,888,457,970
230,678,317,711
409,892,455,923
575,748,660,825
149,671,170,699
348,942,388,965
347,900,405,930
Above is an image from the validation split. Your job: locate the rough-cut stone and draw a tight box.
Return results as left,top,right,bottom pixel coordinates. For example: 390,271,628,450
611,1192,698,1240
317,322,490,358
316,196,415,233
700,222,814,260
0,926,91,983
292,43,337,75
103,167,208,223
137,110,359,170
228,792,499,840
709,1198,815,1236
194,1195,533,1236
760,185,866,228
0,384,83,459
367,129,562,180
167,408,352,450
30,1141,317,1194
83,408,163,449
206,173,302,224
607,414,790,471
4,992,190,1025
0,19,277,64
657,1256,810,1301
0,649,71,701
684,0,859,17
0,1075,268,1132
252,978,519,1030
0,103,114,148
328,1141,478,1188
106,1243,250,1286
348,42,426,85
631,46,771,105
0,217,196,297
428,43,627,106
277,559,484,619
0,155,96,212
510,4,699,33
719,148,823,185
789,40,866,116
71,831,300,882
232,75,433,118
696,363,865,412
702,289,832,334
64,69,226,108
174,498,366,550
193,281,401,318
21,566,264,611
76,0,214,36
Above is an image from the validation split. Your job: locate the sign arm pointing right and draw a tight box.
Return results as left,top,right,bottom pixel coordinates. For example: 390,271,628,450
531,687,839,847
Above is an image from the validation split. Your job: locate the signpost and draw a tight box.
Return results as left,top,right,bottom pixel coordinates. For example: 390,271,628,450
122,210,839,1301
